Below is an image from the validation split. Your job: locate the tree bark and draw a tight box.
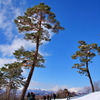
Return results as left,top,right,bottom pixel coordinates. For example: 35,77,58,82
19,64,35,100
6,87,11,100
19,37,39,100
86,61,94,92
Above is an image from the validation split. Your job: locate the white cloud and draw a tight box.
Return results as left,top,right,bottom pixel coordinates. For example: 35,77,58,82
50,85,68,91
0,0,26,41
69,87,85,93
1,0,12,5
39,51,52,57
0,38,35,57
0,58,16,68
28,80,41,89
0,38,35,68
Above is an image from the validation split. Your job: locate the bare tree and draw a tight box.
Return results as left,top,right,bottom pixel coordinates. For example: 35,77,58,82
94,81,100,91
83,86,91,93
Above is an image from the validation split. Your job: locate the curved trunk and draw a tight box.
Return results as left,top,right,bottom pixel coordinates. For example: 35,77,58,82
20,37,39,100
19,64,35,100
86,61,94,92
20,13,42,100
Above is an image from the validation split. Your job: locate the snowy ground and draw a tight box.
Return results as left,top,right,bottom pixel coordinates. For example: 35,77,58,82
56,91,100,100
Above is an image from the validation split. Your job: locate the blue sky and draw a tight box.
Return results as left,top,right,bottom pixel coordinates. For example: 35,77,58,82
0,0,100,92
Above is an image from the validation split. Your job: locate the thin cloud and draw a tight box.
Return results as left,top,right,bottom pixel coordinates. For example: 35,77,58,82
50,85,68,91
28,80,41,89
0,0,26,41
0,58,16,68
0,38,35,57
69,87,84,93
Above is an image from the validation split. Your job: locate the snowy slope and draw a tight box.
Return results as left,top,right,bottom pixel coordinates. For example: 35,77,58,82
72,91,100,100
56,91,100,100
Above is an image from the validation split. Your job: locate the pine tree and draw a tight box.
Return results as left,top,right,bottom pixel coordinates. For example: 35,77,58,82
1,62,25,100
14,3,64,100
71,40,100,92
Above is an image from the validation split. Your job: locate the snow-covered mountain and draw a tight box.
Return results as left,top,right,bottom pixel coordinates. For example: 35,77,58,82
17,88,56,96
27,88,55,95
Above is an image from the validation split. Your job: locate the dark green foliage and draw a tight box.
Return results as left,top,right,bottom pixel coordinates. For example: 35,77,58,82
14,3,64,44
0,62,25,100
0,62,25,89
71,40,100,76
13,46,45,68
97,47,100,55
72,63,88,75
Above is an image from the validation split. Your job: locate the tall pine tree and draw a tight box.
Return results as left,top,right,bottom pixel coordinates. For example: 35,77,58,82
14,3,64,100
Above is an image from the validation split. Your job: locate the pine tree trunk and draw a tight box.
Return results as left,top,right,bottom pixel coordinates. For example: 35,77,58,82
6,78,12,100
86,61,94,92
20,37,40,100
19,64,35,100
6,87,11,100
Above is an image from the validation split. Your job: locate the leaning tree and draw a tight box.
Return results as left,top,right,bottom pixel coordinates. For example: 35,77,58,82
14,3,64,100
71,40,100,92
